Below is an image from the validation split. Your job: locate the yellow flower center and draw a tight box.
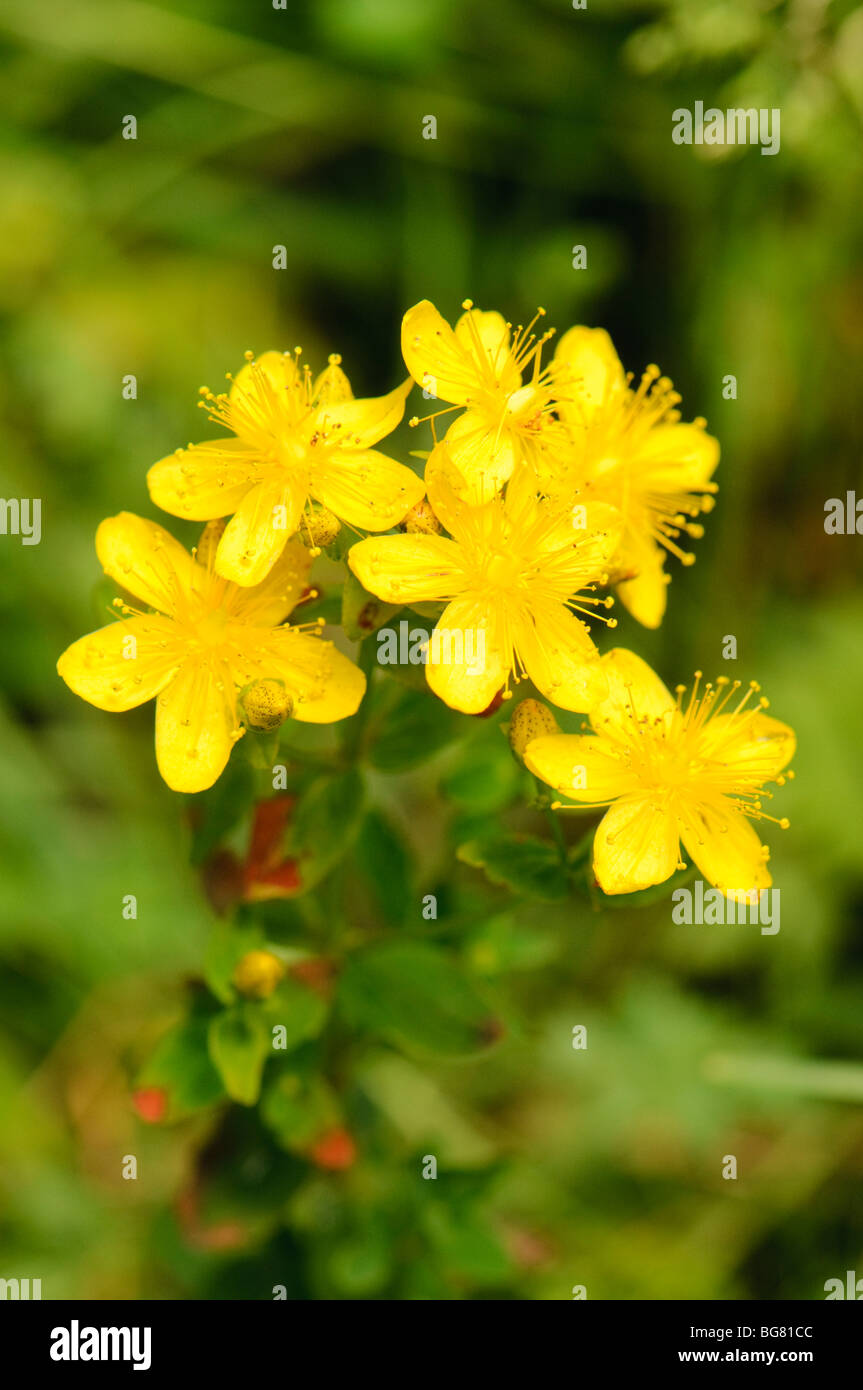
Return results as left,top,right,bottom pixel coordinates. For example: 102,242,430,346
598,675,793,827
485,552,523,591
194,609,229,650
569,366,717,566
196,350,347,484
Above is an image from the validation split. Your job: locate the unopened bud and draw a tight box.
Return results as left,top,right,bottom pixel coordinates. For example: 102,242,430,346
133,1086,168,1124
232,949,285,999
400,498,441,535
508,699,561,761
241,679,294,731
310,1126,357,1171
196,518,227,568
301,503,341,551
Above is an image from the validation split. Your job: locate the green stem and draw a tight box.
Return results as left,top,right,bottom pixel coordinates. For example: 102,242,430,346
342,638,377,762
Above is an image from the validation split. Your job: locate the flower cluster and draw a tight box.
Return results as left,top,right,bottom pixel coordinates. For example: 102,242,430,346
57,348,418,792
58,299,794,900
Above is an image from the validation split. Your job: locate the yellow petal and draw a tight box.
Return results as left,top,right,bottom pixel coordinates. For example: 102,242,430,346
531,496,623,575
237,630,366,723
401,300,481,405
314,378,411,450
591,648,675,732
454,307,520,393
229,537,313,626
57,615,182,711
593,796,680,894
96,513,197,615
216,479,303,587
425,598,508,713
515,600,607,712
313,358,353,405
631,422,719,490
553,326,626,425
312,448,424,531
501,457,543,527
424,442,491,544
155,660,237,793
525,733,637,803
679,800,772,899
147,437,260,521
529,421,580,493
348,534,465,604
614,541,668,630
443,410,517,502
698,712,796,784
229,350,299,406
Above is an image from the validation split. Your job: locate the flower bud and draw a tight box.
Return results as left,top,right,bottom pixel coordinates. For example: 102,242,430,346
301,503,341,551
232,948,285,999
133,1086,168,1124
310,1126,357,1171
508,698,561,761
400,498,442,535
241,679,294,732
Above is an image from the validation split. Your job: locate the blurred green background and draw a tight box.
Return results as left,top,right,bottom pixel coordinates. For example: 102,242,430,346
1,0,863,1300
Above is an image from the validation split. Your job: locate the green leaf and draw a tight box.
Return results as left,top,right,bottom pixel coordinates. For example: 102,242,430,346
207,1005,270,1106
341,568,401,640
138,1016,225,1119
286,768,365,892
369,686,462,772
442,733,522,812
260,976,329,1054
339,941,502,1058
353,808,412,925
261,1073,338,1150
465,913,559,975
325,1227,391,1297
422,1204,512,1285
457,833,569,901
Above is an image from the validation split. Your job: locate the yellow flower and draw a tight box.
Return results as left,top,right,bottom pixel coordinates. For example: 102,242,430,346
402,299,570,504
348,447,621,714
57,514,365,793
524,648,795,898
147,350,424,587
550,327,719,629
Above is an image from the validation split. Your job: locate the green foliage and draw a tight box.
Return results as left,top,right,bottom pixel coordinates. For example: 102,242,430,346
367,685,462,772
339,941,502,1058
138,1016,226,1120
286,768,365,893
458,833,570,901
208,1006,270,1106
